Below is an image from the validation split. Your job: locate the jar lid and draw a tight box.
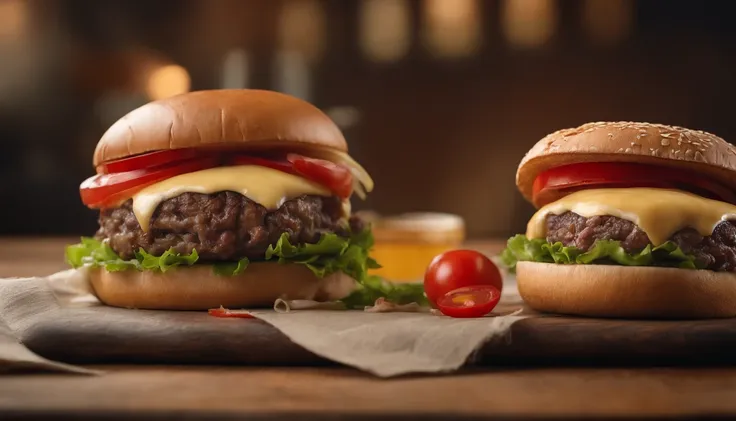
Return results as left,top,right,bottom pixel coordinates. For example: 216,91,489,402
371,212,465,244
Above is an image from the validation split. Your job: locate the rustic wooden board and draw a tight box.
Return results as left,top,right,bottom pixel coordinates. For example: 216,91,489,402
17,304,736,367
5,366,736,420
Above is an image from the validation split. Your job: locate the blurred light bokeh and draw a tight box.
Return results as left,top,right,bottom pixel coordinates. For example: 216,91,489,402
1,0,735,237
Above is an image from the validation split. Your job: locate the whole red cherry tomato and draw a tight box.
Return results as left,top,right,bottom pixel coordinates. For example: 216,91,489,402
423,250,503,307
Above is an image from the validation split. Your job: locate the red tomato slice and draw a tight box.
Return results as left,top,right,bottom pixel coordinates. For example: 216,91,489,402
532,162,736,207
208,308,256,319
437,285,501,318
97,149,203,174
288,154,353,199
227,155,297,175
80,157,220,208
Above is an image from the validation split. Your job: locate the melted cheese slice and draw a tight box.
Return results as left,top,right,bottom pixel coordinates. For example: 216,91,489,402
132,165,333,232
526,188,736,246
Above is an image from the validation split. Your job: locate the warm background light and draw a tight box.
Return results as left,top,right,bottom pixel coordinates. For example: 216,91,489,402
360,0,411,63
421,0,481,58
582,0,634,46
501,0,557,49
0,0,28,41
145,65,191,100
220,48,250,89
278,0,325,62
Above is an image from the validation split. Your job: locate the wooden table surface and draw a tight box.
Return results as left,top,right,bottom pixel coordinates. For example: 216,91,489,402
3,237,736,420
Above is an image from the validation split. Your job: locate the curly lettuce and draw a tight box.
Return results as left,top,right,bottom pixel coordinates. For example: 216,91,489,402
65,237,200,273
500,234,702,272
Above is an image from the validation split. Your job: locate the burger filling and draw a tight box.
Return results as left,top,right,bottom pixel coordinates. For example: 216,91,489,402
502,187,736,272
97,193,363,261
545,212,736,271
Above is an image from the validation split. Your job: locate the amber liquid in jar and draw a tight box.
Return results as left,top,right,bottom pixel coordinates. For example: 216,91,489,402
368,213,465,283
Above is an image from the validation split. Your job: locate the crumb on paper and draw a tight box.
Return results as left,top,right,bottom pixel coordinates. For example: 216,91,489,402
364,297,430,313
273,298,346,313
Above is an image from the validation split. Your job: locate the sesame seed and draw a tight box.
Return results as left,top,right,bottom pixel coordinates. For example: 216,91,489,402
625,147,633,153
661,138,671,146
695,151,706,162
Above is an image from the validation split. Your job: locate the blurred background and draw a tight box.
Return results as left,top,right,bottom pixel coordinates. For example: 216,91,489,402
1,0,735,238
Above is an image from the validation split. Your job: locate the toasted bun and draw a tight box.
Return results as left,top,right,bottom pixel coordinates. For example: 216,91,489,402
93,89,347,167
89,263,357,310
517,122,736,205
516,262,736,319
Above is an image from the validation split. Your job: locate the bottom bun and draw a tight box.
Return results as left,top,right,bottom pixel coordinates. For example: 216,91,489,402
89,263,357,310
516,262,736,319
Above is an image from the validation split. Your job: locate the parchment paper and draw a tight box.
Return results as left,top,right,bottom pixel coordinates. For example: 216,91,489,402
0,268,526,377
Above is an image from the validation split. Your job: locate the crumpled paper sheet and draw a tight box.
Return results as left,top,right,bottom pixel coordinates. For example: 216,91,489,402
0,268,527,377
0,271,100,375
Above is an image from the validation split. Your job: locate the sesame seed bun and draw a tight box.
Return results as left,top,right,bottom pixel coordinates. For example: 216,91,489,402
89,263,357,310
516,262,736,319
93,89,347,167
516,122,736,206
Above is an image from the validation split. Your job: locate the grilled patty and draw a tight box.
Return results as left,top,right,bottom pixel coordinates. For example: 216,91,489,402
546,212,736,272
96,193,361,261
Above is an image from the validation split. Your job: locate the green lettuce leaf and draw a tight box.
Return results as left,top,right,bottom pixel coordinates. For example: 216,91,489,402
501,234,701,272
66,237,198,272
264,231,378,287
65,237,141,272
340,275,428,308
213,258,250,276
135,248,199,272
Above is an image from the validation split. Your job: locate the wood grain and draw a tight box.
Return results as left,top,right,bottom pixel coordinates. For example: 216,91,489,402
3,366,736,420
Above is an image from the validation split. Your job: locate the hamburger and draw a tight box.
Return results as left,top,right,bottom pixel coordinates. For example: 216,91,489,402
66,89,421,310
502,121,736,319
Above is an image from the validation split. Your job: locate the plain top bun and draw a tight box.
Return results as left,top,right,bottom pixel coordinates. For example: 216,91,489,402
516,121,736,205
93,89,347,167
89,263,357,310
516,262,736,319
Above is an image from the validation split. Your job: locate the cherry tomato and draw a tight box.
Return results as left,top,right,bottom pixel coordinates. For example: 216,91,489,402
80,157,220,208
424,250,503,308
437,285,501,318
97,149,203,174
288,154,353,199
532,162,736,207
208,308,256,319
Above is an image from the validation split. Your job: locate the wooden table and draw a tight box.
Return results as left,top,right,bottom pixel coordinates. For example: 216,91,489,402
3,238,736,420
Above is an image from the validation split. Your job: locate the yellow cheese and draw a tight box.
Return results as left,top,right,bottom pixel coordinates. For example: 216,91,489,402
132,165,333,232
526,188,736,246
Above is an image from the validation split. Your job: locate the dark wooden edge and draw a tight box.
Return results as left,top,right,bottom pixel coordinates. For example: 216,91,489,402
1,409,734,421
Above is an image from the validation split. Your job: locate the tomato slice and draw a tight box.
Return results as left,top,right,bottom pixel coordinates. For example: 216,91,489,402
97,149,204,174
288,154,353,199
80,157,220,208
227,153,353,198
208,307,256,319
437,285,501,318
227,154,297,175
532,162,736,207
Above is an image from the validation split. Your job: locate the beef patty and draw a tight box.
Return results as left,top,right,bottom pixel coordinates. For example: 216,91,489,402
96,193,361,261
546,212,736,272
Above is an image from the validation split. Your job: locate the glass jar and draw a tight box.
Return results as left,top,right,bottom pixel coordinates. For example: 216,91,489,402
368,212,466,283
